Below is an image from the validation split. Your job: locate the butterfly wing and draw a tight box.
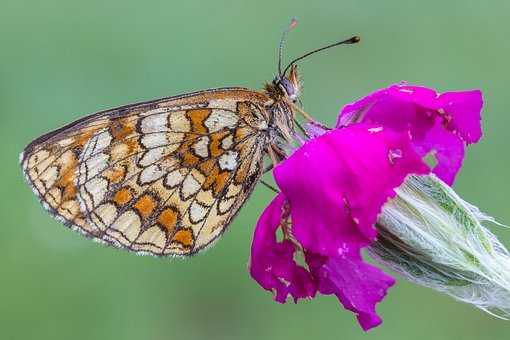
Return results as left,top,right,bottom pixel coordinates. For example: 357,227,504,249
21,88,271,256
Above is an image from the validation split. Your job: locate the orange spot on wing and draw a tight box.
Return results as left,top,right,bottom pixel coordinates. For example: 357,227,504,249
125,139,139,154
134,195,157,218
111,118,135,140
113,187,132,206
157,207,178,234
213,171,229,195
209,131,229,157
61,183,78,202
111,118,139,153
74,131,95,147
103,165,126,184
182,150,200,167
72,124,106,148
171,228,194,248
186,109,211,134
198,159,216,175
56,151,78,201
178,138,200,167
201,161,230,196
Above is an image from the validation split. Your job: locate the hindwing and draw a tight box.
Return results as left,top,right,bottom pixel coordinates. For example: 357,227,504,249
21,88,271,256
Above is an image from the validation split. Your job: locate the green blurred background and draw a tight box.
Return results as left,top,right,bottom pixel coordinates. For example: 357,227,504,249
1,0,509,339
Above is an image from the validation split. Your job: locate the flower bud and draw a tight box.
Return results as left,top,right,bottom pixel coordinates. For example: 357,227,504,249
371,174,510,318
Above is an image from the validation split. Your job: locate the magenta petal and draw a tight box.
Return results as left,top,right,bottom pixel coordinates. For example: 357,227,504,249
435,90,483,143
270,125,425,329
274,124,429,257
249,194,316,303
306,251,396,331
251,122,429,329
336,84,483,184
323,254,395,331
414,124,465,185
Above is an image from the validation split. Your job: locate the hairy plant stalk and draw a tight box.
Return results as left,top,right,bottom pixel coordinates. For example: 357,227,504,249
370,174,510,318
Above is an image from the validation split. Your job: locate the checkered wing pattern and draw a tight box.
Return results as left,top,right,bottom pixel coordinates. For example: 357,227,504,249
21,88,271,256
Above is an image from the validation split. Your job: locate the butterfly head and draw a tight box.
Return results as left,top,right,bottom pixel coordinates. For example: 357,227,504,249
265,65,301,104
276,64,300,102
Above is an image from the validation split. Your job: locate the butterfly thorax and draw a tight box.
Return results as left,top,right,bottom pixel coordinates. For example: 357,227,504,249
264,65,301,157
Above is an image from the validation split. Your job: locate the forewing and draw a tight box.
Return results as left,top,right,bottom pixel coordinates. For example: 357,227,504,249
21,88,270,256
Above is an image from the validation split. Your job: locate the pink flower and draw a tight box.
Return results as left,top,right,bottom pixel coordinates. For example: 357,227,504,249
249,84,483,331
337,84,482,185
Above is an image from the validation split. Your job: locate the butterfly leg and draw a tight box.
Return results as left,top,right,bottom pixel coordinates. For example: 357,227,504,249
280,200,302,251
260,158,279,193
293,119,310,138
260,179,279,193
267,145,279,166
263,164,273,174
285,98,329,131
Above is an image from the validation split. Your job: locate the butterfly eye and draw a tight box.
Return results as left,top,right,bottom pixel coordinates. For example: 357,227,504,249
279,78,298,101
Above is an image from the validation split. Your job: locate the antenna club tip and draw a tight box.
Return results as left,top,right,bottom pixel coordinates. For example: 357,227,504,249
289,18,298,29
350,36,361,43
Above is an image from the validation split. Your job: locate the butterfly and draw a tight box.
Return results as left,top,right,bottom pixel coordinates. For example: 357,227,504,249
20,21,359,257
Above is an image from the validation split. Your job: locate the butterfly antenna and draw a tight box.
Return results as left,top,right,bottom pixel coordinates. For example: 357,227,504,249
282,35,360,76
278,18,299,77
